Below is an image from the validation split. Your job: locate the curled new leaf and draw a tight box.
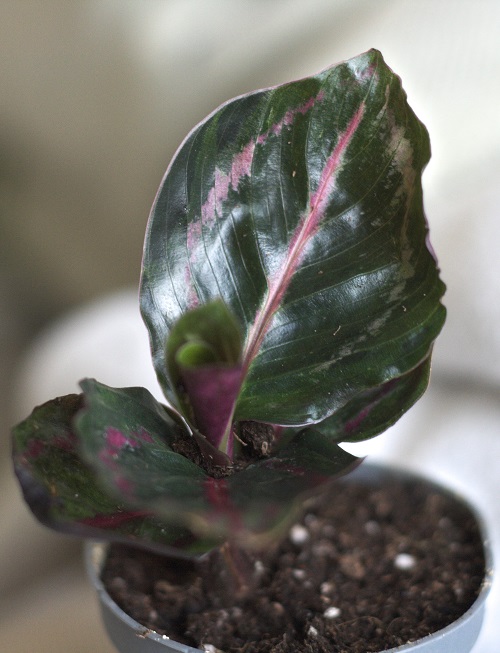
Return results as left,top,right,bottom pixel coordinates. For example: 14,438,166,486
166,300,243,453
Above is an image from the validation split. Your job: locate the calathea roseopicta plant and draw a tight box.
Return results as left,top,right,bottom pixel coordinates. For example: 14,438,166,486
12,50,445,567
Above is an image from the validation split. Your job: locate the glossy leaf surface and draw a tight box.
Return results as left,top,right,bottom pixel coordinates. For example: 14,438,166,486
141,49,446,432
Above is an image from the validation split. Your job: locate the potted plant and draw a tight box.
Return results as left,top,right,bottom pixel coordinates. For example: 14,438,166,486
12,50,491,652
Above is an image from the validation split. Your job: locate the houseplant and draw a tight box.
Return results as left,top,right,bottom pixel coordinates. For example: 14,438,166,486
11,49,491,651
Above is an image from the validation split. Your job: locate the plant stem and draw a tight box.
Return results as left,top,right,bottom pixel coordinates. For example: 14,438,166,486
197,541,261,607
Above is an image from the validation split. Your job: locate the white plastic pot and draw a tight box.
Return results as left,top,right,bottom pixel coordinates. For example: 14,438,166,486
85,464,493,653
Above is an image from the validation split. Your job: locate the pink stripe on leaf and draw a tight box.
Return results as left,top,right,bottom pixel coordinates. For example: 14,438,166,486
243,103,366,373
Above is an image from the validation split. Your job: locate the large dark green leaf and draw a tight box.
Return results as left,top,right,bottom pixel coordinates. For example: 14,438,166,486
141,49,445,433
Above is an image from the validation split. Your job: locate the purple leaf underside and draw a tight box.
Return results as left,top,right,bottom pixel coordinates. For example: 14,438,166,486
180,365,243,455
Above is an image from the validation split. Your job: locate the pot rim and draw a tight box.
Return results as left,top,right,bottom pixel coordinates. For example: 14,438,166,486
84,462,494,653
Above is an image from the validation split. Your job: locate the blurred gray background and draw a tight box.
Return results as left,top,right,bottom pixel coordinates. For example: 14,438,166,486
1,1,499,651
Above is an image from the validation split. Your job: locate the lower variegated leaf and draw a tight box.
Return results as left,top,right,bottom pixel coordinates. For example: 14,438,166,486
148,428,361,550
75,379,209,505
11,394,209,555
12,383,361,556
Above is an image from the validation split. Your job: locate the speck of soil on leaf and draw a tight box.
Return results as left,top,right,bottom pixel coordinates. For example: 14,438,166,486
101,468,486,653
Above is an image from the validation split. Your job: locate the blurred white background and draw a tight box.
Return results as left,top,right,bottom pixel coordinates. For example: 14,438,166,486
1,1,499,651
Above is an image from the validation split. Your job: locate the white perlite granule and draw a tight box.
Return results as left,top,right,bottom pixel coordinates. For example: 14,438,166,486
323,606,341,619
394,552,417,570
292,568,306,579
289,523,310,544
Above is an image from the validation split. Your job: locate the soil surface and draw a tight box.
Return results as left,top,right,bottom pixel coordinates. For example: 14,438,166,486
102,468,485,653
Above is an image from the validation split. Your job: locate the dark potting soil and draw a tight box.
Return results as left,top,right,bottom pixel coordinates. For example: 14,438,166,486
101,470,485,653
